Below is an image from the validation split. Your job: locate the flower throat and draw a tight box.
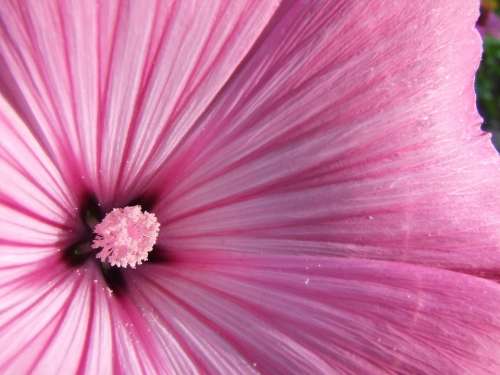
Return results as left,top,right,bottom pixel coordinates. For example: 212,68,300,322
61,193,163,295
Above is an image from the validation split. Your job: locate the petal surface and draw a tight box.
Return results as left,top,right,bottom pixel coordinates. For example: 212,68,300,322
152,1,500,276
0,0,281,205
1,0,498,374
0,261,154,374
0,95,77,267
129,257,500,374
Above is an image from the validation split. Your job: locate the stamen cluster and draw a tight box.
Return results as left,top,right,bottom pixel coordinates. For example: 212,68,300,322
92,206,160,268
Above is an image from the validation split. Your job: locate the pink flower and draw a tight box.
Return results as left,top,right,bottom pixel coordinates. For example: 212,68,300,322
1,1,499,373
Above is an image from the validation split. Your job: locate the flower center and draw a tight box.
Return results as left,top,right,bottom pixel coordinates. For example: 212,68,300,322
91,205,160,268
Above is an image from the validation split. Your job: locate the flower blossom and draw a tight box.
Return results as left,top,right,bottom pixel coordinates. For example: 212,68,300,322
1,1,500,374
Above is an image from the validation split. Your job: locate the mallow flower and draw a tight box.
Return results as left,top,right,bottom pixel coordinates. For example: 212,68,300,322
1,1,500,374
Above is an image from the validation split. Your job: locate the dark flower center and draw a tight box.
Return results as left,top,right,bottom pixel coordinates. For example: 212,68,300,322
61,193,166,296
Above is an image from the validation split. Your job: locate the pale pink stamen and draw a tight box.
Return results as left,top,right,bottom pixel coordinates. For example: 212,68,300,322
91,206,160,268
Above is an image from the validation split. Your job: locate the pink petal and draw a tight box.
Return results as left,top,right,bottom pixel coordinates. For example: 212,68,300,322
0,0,497,373
130,257,500,373
0,87,90,373
0,0,280,205
0,96,75,215
152,1,500,277
0,261,81,374
0,263,154,374
0,97,77,270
